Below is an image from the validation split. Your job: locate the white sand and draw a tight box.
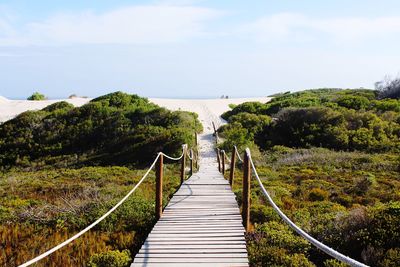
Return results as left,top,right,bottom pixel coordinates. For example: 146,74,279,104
0,96,270,125
0,97,90,123
149,97,271,167
150,97,270,130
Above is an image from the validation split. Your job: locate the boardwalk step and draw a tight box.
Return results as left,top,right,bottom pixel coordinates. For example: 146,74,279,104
131,159,248,267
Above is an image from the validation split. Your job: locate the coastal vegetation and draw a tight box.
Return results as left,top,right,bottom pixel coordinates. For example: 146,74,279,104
27,92,47,101
0,92,201,266
220,88,400,266
0,91,201,170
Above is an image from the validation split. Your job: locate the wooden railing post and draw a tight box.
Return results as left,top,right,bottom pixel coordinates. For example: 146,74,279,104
195,132,199,170
180,145,187,184
212,122,217,135
217,148,221,172
212,122,219,144
242,150,251,232
190,149,194,176
195,149,199,170
156,154,163,220
221,150,225,175
229,147,236,186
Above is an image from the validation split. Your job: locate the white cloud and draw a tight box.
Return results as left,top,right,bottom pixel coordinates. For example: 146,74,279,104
0,5,222,46
241,13,400,43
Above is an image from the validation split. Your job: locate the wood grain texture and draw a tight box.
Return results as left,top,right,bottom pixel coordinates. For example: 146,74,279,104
131,167,248,267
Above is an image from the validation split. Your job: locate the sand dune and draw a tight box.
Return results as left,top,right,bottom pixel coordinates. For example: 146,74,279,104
0,96,271,124
0,97,90,123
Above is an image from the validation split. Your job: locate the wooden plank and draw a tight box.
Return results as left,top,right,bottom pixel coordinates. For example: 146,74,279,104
136,253,248,258
138,249,248,254
148,233,244,238
142,244,246,250
144,241,246,245
151,230,244,233
132,264,247,267
131,158,248,267
133,258,248,263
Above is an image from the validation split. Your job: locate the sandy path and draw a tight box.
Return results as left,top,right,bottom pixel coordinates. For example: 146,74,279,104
149,98,271,168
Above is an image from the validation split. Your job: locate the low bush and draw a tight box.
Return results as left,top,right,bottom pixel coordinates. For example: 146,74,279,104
0,92,201,169
87,250,132,267
27,92,47,100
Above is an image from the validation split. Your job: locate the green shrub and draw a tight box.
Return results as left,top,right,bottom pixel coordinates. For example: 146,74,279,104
250,204,280,224
0,92,201,169
324,259,349,267
220,88,400,153
379,248,400,267
308,188,329,201
336,95,370,110
256,221,311,254
87,249,131,267
42,101,74,112
27,92,47,100
222,101,267,120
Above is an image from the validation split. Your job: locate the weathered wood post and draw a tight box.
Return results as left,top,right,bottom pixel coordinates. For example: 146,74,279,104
212,121,217,134
221,150,225,175
212,122,218,144
190,149,194,176
156,153,163,220
195,132,199,170
195,149,199,170
180,145,187,184
229,147,236,186
217,148,221,172
242,150,251,232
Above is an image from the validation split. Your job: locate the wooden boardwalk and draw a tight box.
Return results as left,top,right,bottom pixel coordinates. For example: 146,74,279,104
131,165,249,267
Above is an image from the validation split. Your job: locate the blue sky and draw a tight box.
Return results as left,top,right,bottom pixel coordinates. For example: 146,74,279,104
1,0,400,98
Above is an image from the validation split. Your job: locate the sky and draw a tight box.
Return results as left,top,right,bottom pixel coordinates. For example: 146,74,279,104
1,0,400,99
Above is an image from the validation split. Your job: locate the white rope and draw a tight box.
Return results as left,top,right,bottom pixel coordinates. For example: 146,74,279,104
161,144,187,161
19,144,188,267
223,151,231,164
245,148,368,267
234,146,243,162
186,149,193,161
19,153,162,267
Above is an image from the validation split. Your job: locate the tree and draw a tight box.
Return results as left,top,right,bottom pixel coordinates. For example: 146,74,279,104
27,92,47,100
375,76,400,99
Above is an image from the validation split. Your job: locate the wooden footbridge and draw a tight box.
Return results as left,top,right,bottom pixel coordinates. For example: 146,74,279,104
131,163,248,266
20,128,368,267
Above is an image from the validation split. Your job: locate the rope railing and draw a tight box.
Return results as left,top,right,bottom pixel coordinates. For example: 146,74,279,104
186,148,193,161
211,121,367,266
238,147,368,267
223,150,231,164
234,145,243,163
19,145,189,267
162,144,187,161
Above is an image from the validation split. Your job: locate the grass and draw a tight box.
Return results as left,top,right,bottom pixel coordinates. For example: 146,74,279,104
224,147,400,266
0,164,187,266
